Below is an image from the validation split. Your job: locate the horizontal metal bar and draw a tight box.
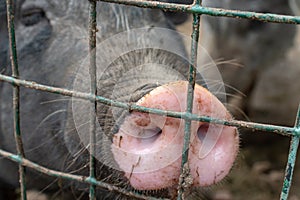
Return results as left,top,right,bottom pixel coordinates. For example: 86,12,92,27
0,73,297,136
98,0,300,24
0,149,165,200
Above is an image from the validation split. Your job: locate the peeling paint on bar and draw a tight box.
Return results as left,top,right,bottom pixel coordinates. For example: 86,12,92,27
88,1,97,199
6,0,27,199
97,0,300,24
280,105,300,200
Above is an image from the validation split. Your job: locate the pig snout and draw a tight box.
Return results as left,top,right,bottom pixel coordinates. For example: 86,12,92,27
112,81,239,190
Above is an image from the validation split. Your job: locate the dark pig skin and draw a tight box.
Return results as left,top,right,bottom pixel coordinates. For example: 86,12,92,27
202,0,296,119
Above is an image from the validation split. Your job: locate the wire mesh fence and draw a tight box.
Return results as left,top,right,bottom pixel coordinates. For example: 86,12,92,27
1,0,300,199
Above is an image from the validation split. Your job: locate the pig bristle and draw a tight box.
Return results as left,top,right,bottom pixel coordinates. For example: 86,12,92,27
224,102,251,122
213,58,244,68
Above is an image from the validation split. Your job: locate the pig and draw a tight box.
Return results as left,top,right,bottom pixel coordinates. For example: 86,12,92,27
202,0,297,124
0,0,239,199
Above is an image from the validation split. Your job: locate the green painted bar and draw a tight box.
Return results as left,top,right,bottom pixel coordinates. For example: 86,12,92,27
97,0,300,24
177,10,201,200
191,5,300,24
6,0,27,199
0,74,297,136
280,105,300,200
280,136,299,200
88,0,98,199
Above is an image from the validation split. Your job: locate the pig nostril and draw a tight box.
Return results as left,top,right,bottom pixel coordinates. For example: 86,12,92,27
140,127,162,139
138,127,162,149
197,123,209,142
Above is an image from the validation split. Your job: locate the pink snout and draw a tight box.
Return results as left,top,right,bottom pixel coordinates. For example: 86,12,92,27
111,81,239,190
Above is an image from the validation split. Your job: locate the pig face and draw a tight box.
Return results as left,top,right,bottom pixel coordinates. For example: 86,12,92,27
0,0,239,198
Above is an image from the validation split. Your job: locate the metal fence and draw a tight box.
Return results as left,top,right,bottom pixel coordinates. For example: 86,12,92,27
1,0,300,199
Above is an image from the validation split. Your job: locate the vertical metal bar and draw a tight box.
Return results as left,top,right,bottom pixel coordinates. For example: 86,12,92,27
88,1,97,199
280,104,300,200
6,0,27,199
177,1,202,199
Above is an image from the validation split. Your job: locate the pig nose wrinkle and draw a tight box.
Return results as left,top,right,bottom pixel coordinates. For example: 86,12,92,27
130,83,162,103
139,127,162,139
137,127,162,150
111,110,129,136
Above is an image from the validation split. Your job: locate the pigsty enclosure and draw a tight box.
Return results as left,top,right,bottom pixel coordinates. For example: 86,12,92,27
1,0,300,199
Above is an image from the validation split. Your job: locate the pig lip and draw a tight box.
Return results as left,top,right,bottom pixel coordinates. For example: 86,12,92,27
111,81,239,191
